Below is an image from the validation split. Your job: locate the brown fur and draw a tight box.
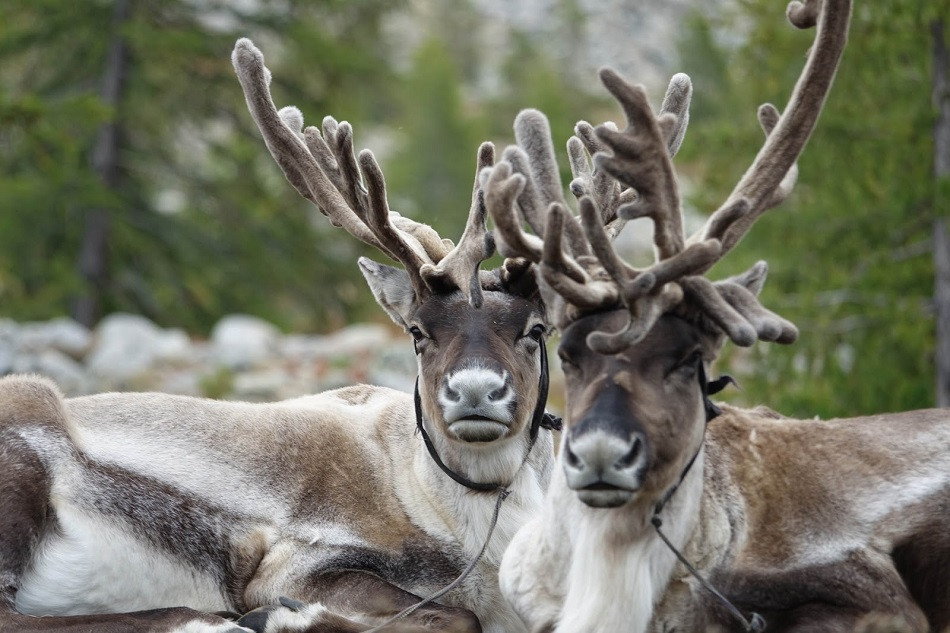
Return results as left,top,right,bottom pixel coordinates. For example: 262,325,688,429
535,309,950,632
0,369,550,633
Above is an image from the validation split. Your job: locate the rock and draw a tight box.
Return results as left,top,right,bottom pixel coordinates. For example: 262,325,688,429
231,367,291,401
279,333,330,361
323,324,392,357
280,324,393,360
13,349,92,395
18,317,92,359
0,318,19,342
210,315,281,370
154,328,193,364
0,320,17,375
155,368,203,397
86,313,165,381
368,340,416,392
0,314,410,400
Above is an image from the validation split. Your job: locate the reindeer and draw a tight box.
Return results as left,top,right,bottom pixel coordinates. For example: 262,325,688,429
0,38,561,633
484,0,950,631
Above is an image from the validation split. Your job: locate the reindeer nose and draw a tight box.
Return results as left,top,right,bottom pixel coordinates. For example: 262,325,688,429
439,366,516,426
443,368,510,408
562,430,647,491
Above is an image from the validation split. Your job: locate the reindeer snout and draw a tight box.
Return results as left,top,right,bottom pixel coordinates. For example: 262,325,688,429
439,366,514,425
563,428,647,493
442,370,510,407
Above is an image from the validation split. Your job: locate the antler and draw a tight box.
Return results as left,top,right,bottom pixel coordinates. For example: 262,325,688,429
482,72,687,303
485,71,715,347
232,38,495,306
563,70,723,353
486,0,849,353
688,0,851,265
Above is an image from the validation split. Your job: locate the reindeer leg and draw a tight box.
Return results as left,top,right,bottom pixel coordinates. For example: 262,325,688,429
239,571,481,633
0,377,245,633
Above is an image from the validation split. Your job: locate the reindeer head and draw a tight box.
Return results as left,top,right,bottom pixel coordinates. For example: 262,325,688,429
232,40,548,465
485,0,850,508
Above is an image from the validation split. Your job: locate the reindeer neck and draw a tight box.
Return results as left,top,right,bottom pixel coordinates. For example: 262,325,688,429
409,415,551,561
555,449,705,633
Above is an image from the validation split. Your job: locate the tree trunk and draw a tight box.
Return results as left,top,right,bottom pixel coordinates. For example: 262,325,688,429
73,0,130,327
936,220,950,408
933,18,950,408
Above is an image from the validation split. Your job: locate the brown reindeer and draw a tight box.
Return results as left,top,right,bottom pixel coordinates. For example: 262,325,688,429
485,0,950,631
0,39,560,633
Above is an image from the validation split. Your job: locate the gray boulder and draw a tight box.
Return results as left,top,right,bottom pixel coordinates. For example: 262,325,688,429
210,314,281,370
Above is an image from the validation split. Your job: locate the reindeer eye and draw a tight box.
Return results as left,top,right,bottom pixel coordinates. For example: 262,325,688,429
558,351,578,371
670,350,702,379
526,323,546,342
408,326,426,342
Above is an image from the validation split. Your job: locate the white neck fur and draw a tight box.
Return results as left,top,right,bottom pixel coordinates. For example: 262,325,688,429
554,451,705,633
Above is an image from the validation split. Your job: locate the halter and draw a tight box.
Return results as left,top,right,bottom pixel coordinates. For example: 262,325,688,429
413,336,560,492
651,361,766,633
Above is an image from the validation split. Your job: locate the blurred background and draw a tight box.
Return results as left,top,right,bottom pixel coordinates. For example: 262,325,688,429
1,0,947,417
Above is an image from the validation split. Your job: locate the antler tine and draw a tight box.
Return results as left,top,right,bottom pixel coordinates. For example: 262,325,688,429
659,73,692,158
510,111,590,258
419,142,498,307
483,161,544,262
594,68,686,261
568,72,693,242
586,283,684,355
680,261,799,347
720,261,798,343
233,38,446,300
689,0,851,266
579,194,723,353
308,117,451,263
540,204,619,311
313,117,366,221
232,40,390,253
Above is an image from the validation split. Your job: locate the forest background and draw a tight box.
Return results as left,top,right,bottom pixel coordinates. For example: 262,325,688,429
2,0,947,418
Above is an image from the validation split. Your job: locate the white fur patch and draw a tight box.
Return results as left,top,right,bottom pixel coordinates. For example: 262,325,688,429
502,453,705,633
16,500,228,616
440,366,514,425
261,603,330,633
392,427,551,633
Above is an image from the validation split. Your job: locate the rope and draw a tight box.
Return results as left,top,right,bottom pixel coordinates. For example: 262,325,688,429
651,516,765,633
648,365,764,632
363,487,510,633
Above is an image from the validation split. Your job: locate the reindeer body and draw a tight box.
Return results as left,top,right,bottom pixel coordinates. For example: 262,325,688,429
481,0,949,628
2,374,551,632
502,404,950,632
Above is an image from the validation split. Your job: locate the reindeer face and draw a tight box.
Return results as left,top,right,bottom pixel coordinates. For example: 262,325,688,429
412,291,546,444
359,258,546,445
557,310,708,508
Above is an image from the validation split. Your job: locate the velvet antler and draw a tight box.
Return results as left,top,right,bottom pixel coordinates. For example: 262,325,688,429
232,38,494,306
484,0,850,353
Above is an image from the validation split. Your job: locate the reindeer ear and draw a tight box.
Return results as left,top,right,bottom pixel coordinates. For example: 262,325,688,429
358,257,419,330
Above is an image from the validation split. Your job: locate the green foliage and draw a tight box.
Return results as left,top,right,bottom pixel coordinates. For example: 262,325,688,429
384,36,486,241
0,0,594,333
677,0,941,416
0,0,399,332
199,366,235,400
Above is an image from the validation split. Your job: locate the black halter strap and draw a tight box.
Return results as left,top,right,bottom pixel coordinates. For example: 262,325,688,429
414,337,557,492
651,362,765,633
